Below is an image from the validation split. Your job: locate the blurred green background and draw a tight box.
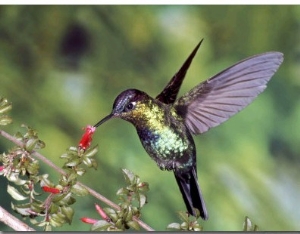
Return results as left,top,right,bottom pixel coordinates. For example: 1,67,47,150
1,5,300,231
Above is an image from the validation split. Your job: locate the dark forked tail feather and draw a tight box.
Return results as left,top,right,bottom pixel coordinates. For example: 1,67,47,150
174,167,208,220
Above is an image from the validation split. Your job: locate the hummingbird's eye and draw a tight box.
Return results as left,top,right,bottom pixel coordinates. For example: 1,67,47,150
125,101,136,112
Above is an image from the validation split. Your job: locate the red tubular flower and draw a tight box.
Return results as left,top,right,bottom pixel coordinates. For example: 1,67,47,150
80,217,98,224
0,165,4,171
78,125,96,150
42,186,61,194
95,203,109,221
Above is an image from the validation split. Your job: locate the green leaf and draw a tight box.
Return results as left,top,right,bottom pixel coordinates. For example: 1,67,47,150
83,145,98,157
54,192,76,206
30,200,46,213
44,224,52,231
91,220,111,231
138,182,149,192
27,160,40,175
82,156,92,167
7,185,27,200
71,183,89,196
167,222,181,230
138,193,147,208
65,159,81,167
0,98,12,114
25,138,39,152
122,169,136,184
11,202,31,216
0,115,12,125
116,187,129,196
124,206,133,222
192,223,203,231
6,172,27,185
126,220,140,230
177,211,189,223
67,172,78,183
243,216,259,231
60,153,73,159
50,213,65,227
61,206,74,224
75,168,86,176
91,158,98,169
103,207,118,222
180,221,188,230
35,140,45,150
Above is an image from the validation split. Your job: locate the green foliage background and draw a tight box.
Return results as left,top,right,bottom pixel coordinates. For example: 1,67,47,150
1,5,300,231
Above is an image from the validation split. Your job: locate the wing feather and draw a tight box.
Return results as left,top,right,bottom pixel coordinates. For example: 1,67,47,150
156,39,203,104
175,52,284,134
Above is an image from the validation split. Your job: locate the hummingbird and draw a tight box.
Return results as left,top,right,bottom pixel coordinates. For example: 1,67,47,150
94,39,283,220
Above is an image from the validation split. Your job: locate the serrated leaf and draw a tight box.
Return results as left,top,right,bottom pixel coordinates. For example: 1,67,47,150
126,220,140,230
35,140,45,150
52,193,68,203
76,168,86,176
27,160,40,175
60,153,73,159
180,221,188,230
116,187,129,196
7,185,27,200
0,116,12,125
138,182,149,192
71,183,89,196
67,172,78,183
103,207,118,222
0,99,12,113
7,172,27,185
192,223,203,231
91,158,98,169
122,169,136,184
50,213,65,227
14,132,23,141
35,221,48,227
65,159,81,167
167,222,181,230
61,206,74,224
30,201,46,213
177,211,189,223
243,216,258,231
44,224,52,231
124,206,133,222
83,156,92,167
25,138,39,152
91,220,111,231
55,192,76,206
83,145,98,157
11,202,31,216
243,216,251,231
138,193,147,208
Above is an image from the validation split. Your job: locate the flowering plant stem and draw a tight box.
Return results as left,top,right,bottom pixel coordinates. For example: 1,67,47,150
0,129,154,231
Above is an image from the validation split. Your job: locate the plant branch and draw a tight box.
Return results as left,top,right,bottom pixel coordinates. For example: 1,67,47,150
0,205,35,231
0,129,154,231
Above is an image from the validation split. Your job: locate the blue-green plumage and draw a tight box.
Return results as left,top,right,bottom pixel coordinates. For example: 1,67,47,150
94,39,283,220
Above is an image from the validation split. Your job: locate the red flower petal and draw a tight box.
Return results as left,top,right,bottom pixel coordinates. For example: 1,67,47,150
42,186,61,194
80,217,98,224
95,203,109,221
79,125,96,150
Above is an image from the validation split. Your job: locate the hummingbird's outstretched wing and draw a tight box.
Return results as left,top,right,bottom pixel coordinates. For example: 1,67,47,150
156,39,203,105
175,52,284,135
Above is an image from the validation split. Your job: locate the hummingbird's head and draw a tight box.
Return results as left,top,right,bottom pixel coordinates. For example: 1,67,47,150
94,89,151,127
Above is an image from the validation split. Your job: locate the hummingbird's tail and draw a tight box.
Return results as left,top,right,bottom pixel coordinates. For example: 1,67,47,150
174,168,208,220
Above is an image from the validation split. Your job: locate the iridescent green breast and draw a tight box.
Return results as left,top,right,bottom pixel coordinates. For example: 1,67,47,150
132,100,196,171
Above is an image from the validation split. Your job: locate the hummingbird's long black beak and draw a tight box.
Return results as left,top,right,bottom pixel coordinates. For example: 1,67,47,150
94,114,113,128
